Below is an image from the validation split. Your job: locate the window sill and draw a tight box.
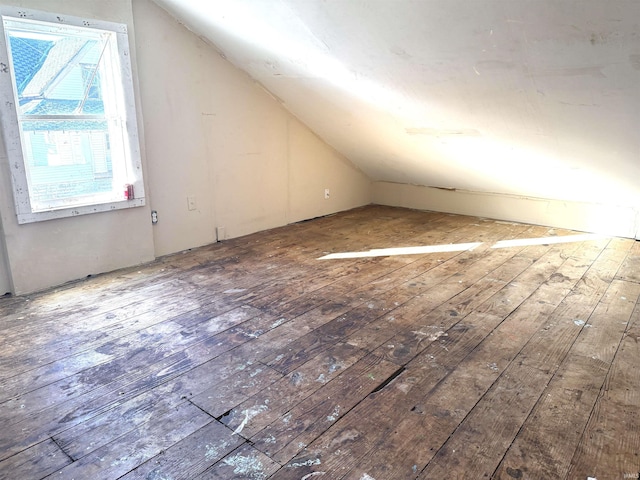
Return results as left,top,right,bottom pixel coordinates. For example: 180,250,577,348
16,197,146,224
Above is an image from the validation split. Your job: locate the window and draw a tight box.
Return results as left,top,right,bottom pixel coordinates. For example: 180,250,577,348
0,8,144,223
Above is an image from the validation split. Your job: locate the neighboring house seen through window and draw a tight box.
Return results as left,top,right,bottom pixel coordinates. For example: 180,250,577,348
0,8,144,223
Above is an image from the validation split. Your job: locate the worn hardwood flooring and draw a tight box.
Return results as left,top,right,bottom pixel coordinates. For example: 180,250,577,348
0,205,638,480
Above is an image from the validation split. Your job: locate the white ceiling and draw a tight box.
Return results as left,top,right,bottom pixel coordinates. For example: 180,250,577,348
152,0,640,206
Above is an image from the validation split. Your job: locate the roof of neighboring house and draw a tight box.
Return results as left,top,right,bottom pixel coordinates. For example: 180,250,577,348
8,36,53,95
9,33,104,117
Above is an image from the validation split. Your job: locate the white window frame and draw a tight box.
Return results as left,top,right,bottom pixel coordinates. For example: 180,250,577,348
0,7,145,224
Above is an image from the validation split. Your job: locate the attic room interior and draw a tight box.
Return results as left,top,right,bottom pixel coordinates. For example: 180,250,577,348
0,0,638,478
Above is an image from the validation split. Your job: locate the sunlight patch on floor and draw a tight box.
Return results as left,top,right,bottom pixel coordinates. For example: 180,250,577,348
318,234,605,260
319,242,483,260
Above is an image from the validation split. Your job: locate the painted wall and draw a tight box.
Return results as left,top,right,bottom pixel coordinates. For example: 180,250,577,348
373,182,638,239
133,0,370,256
288,119,371,224
152,0,640,239
0,0,155,295
0,0,371,294
0,217,10,295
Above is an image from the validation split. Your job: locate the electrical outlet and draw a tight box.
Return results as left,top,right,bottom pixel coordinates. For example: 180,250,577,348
324,188,330,199
151,210,158,224
187,195,197,211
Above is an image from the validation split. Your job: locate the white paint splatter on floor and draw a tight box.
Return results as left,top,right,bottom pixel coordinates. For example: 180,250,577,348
205,440,231,460
222,453,267,479
287,458,322,468
233,404,269,435
271,318,286,328
144,470,174,480
326,405,340,422
301,472,326,479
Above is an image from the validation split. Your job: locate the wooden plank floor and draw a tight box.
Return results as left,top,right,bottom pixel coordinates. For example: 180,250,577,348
0,205,638,480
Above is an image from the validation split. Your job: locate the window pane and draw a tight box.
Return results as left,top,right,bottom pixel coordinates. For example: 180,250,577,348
0,10,145,222
21,120,115,211
6,19,110,116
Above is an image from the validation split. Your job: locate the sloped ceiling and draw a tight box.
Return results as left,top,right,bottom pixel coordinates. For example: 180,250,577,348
152,0,640,207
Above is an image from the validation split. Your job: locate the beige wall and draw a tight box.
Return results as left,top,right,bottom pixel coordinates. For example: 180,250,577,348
373,182,638,239
0,220,9,295
0,0,155,295
0,152,10,295
0,0,371,294
288,119,371,224
134,0,371,256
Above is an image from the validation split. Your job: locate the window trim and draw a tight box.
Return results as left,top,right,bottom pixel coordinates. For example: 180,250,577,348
0,7,145,224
